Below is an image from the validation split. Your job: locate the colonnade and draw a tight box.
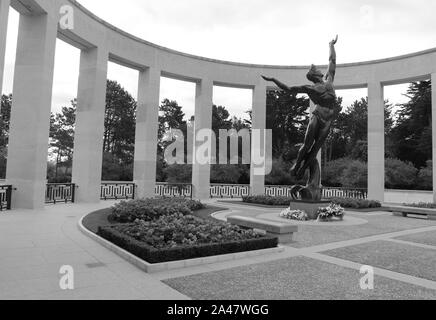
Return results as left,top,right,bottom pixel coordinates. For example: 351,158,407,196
0,0,436,208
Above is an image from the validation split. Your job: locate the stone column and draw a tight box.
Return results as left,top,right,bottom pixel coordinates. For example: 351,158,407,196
250,84,267,195
432,73,436,202
367,80,385,202
6,13,57,209
133,67,161,199
192,79,213,199
0,0,10,95
72,47,108,203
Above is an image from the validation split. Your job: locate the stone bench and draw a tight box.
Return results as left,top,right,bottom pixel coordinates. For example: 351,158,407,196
388,206,436,220
227,215,298,244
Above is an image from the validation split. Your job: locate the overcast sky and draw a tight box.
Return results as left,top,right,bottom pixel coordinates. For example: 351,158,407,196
2,0,436,119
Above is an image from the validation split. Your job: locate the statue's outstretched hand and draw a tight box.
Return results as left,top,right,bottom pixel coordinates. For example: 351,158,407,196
330,35,338,46
262,75,274,82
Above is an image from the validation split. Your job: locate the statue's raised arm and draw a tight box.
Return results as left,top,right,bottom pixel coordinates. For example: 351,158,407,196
325,35,338,83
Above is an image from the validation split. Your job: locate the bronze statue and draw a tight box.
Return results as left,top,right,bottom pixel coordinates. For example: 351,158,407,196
262,35,340,201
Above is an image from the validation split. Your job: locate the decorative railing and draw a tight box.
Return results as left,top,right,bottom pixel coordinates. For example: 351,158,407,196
265,185,368,200
100,182,136,200
45,183,76,204
155,183,192,198
210,184,250,198
153,183,367,200
322,187,368,200
265,185,293,197
44,182,367,204
0,185,13,211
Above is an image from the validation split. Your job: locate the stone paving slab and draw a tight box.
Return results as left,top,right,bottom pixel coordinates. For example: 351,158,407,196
0,203,189,300
215,203,436,248
164,256,436,300
321,240,436,281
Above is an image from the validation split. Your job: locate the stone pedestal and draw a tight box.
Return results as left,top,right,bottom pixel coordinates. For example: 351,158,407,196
288,200,330,220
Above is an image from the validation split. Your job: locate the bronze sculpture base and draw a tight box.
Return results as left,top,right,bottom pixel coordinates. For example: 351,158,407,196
290,158,322,202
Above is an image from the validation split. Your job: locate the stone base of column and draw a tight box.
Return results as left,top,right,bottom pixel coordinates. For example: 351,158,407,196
135,180,155,199
74,182,101,204
7,179,45,209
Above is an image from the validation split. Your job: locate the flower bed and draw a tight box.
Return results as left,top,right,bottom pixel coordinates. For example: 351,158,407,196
109,197,204,223
317,203,345,221
280,208,309,221
98,214,278,263
329,197,381,209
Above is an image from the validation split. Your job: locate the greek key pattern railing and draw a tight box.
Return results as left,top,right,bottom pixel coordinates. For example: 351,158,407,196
322,187,368,200
0,185,13,211
265,185,293,197
210,184,251,198
155,183,192,198
101,183,135,200
45,183,76,204
152,184,368,200
265,185,368,199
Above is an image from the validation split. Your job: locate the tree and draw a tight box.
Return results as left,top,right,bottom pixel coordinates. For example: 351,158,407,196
157,99,188,181
47,80,138,182
158,99,186,143
389,81,432,168
49,100,76,182
266,90,309,161
326,97,394,163
103,80,136,165
0,94,11,178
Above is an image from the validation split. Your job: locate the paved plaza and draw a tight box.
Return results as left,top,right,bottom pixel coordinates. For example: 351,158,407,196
1,200,436,300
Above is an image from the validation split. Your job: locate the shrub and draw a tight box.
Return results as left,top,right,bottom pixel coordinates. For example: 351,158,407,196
265,159,294,186
164,164,192,183
210,165,241,184
98,214,278,263
330,197,381,209
416,161,432,191
322,158,351,187
339,160,367,188
109,197,204,223
385,158,418,189
243,195,292,206
403,202,436,209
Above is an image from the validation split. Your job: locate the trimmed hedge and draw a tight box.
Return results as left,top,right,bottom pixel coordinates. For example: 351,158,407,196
242,195,292,206
98,225,278,264
403,202,436,209
330,197,381,209
109,197,204,223
243,195,381,210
